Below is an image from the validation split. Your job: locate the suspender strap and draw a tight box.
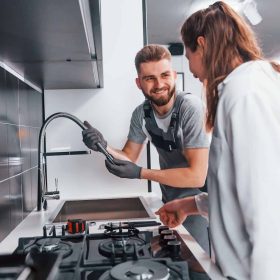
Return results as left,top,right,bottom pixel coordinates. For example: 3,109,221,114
143,93,189,151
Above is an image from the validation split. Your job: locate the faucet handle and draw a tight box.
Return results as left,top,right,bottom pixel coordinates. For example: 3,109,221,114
55,178,58,191
43,199,47,210
44,191,60,196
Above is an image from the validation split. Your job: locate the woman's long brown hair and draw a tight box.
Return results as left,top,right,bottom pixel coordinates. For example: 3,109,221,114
181,1,280,130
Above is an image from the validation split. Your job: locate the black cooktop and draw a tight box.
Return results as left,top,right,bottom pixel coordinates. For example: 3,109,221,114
0,223,192,280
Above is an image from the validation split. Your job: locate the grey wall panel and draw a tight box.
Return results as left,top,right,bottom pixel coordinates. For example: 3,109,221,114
19,80,29,126
0,124,8,181
22,171,32,218
28,89,43,128
19,127,31,172
9,175,23,229
31,168,38,210
5,71,19,125
0,66,43,242
7,125,22,177
30,128,40,168
0,181,10,241
0,68,7,122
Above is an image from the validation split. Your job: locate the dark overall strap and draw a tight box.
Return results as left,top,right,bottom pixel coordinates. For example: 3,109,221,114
143,93,190,151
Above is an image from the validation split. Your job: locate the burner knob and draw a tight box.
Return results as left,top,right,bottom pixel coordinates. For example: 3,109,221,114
163,234,177,246
167,240,181,259
43,225,47,237
61,225,65,236
158,225,169,234
160,229,173,242
49,225,56,237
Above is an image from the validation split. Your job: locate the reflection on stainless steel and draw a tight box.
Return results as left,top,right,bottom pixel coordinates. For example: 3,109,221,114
51,197,155,223
37,112,87,211
6,157,23,166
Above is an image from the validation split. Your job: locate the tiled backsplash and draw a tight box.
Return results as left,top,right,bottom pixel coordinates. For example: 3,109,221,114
0,66,43,242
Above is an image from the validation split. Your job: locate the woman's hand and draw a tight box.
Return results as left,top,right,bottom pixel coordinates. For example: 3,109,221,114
155,196,198,228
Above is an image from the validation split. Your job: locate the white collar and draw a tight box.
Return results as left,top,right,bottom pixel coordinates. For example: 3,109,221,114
217,61,257,97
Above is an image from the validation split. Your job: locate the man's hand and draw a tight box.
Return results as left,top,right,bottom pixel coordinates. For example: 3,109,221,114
82,121,107,151
105,158,142,179
155,197,195,228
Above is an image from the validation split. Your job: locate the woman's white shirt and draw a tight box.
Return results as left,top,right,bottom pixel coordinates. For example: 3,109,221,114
196,61,280,280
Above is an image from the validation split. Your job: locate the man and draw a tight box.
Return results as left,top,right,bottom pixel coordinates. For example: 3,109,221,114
83,44,209,256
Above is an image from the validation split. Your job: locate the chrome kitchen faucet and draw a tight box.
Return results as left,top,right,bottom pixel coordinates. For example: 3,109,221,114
37,112,114,211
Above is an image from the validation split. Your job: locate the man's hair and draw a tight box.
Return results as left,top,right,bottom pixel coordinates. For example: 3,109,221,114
181,1,280,130
135,44,172,73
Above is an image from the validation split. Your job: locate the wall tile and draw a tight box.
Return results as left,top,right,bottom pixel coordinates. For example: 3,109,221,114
0,180,10,241
31,168,38,210
0,123,9,181
29,88,43,128
19,126,31,172
22,171,33,218
9,175,23,229
0,67,42,243
7,125,22,177
0,67,7,123
5,71,19,125
19,80,29,126
30,128,40,168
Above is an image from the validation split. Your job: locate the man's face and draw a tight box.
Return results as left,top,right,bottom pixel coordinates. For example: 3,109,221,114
136,59,177,106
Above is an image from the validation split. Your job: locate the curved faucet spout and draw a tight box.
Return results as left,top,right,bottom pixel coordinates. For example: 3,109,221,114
37,112,114,211
37,112,87,211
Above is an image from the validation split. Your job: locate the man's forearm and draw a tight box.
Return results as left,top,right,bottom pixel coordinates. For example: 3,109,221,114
106,146,132,161
106,141,145,162
140,167,206,188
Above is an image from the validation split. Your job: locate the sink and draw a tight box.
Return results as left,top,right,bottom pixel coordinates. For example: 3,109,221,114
50,196,155,223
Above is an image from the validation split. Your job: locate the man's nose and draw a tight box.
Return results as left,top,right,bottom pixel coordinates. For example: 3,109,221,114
154,77,164,88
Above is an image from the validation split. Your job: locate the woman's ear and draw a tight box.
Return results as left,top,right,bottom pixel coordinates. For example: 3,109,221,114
197,36,205,49
197,36,205,57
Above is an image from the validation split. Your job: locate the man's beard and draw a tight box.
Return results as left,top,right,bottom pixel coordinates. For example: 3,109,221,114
143,85,176,106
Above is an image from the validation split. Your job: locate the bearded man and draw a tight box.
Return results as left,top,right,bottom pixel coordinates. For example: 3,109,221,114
82,45,210,271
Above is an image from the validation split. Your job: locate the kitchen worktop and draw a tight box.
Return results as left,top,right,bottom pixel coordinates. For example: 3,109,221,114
0,193,226,279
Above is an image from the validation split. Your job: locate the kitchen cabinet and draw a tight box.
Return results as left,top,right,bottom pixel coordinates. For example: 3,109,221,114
0,0,103,89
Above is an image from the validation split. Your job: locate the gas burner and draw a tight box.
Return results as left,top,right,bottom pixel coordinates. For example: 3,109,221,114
98,237,146,258
104,223,139,239
13,226,191,280
23,237,72,259
99,260,171,280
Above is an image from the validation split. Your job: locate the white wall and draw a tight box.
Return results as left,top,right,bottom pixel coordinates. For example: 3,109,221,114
172,55,203,97
44,0,148,200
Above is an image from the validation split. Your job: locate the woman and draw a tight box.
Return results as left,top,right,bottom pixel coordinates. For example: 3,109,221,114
156,2,280,279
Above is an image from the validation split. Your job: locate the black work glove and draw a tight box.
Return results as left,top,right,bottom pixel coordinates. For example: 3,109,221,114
82,120,107,151
105,158,142,179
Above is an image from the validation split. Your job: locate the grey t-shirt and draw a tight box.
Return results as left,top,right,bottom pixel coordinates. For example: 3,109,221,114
128,91,209,202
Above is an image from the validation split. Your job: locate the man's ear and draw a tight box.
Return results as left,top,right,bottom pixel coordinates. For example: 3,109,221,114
173,70,177,80
135,77,142,90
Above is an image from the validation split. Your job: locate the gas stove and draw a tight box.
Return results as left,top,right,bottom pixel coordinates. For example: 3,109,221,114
0,222,204,280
